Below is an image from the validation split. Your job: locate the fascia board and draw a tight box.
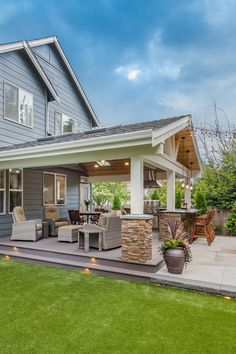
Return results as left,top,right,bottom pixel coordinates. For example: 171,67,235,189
152,116,190,146
0,129,153,160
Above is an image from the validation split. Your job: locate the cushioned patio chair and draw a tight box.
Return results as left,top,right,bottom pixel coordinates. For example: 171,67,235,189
11,206,43,241
44,205,70,236
88,214,121,250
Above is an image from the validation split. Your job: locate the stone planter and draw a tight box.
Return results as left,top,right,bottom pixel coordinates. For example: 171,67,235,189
164,247,185,274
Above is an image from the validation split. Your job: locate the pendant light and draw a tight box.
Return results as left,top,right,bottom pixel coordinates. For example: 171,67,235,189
190,162,194,191
181,137,186,188
185,150,190,189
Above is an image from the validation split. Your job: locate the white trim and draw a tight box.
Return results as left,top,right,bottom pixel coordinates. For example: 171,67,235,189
8,169,23,213
0,169,6,215
23,41,59,103
0,40,59,102
43,172,67,205
4,81,34,129
152,116,191,146
0,129,153,160
28,36,100,126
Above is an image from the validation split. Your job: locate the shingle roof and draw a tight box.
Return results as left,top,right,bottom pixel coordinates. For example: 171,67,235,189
0,115,190,152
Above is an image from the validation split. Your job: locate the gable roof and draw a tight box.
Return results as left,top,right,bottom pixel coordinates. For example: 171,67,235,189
0,115,189,152
0,39,59,102
28,36,100,127
0,36,100,127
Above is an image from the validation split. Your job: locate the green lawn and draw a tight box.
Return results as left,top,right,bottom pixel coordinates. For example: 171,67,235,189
0,259,235,354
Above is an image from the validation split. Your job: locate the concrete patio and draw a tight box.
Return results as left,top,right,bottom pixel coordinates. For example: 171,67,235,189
152,236,236,297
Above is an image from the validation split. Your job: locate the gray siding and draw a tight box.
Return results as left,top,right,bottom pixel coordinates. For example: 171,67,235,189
0,167,81,237
0,50,47,147
32,44,93,133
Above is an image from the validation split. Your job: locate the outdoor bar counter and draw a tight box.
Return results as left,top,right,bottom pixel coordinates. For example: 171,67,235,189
158,209,197,240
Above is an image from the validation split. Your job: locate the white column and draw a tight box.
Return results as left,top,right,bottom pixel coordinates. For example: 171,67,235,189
167,171,175,211
185,187,191,210
130,156,144,214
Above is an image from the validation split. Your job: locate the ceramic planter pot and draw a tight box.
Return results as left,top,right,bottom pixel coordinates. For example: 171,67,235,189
164,247,185,274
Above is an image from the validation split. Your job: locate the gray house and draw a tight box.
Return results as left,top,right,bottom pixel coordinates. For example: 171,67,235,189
0,36,100,236
0,36,202,239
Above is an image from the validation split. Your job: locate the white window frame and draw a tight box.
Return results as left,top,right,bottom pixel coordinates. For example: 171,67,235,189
43,172,67,205
4,81,34,128
54,111,76,135
8,169,23,213
0,170,6,215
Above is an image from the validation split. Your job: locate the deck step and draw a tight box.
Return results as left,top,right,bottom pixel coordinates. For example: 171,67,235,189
0,250,152,281
0,243,163,273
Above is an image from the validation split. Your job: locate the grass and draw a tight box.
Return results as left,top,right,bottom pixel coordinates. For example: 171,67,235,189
0,259,235,354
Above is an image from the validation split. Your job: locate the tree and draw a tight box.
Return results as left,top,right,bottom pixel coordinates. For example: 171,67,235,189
92,182,130,207
194,100,236,166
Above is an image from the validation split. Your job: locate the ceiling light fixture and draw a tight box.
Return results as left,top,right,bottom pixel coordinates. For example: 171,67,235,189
96,160,111,167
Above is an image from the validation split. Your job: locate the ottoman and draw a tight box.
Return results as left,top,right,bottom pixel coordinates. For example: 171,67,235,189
58,225,82,243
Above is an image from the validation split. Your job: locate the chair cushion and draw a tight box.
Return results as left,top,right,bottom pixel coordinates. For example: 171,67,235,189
36,223,42,231
55,221,69,228
44,205,59,221
97,215,107,228
13,206,26,223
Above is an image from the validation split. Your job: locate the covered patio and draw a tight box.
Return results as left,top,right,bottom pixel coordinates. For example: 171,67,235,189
0,115,202,265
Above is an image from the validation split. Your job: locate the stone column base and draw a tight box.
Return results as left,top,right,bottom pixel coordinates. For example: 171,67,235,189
121,215,153,263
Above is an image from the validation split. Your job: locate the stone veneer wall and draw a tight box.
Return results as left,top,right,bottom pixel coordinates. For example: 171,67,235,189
121,217,153,263
158,212,196,240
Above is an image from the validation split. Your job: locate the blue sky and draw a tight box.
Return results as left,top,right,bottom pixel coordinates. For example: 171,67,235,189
0,0,236,127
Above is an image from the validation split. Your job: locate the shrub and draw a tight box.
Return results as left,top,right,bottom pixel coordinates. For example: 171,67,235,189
225,201,236,234
112,194,121,210
194,188,207,215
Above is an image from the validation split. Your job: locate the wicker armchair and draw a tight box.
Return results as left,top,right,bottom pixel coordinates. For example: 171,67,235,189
11,206,42,241
89,214,121,250
44,205,70,236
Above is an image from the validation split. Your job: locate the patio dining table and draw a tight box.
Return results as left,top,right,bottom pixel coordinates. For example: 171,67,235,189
80,212,101,224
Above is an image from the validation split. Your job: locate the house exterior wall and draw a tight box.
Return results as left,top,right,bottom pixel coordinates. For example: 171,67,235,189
0,50,47,147
32,44,94,133
0,167,82,237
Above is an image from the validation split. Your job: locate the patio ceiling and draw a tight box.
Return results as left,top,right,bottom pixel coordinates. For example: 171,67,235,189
80,159,165,177
175,128,200,170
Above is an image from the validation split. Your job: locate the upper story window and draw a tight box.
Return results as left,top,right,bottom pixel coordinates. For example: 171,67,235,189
55,112,76,135
4,82,33,128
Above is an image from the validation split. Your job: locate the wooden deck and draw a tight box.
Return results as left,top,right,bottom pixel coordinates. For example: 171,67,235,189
0,232,164,280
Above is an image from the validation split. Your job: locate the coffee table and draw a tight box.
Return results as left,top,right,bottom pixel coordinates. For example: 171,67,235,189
78,225,104,252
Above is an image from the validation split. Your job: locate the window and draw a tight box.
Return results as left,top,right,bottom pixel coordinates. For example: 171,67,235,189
4,82,33,127
0,170,6,214
9,169,23,213
43,173,66,205
55,112,76,135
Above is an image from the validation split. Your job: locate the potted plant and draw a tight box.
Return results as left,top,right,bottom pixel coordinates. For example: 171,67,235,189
84,199,91,211
159,219,192,274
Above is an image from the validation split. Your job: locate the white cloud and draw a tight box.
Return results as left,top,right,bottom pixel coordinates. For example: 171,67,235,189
115,65,142,81
115,31,184,83
127,69,142,81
